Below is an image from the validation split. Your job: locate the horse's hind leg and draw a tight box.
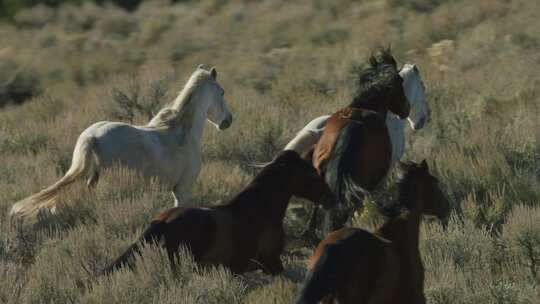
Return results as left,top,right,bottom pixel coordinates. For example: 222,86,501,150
87,171,99,188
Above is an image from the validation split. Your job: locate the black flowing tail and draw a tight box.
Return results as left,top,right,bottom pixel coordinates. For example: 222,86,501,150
101,221,168,275
296,243,341,304
323,121,367,230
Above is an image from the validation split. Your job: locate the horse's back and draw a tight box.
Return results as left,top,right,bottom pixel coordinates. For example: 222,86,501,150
157,207,217,261
284,115,330,159
83,122,151,164
304,115,330,132
85,121,186,179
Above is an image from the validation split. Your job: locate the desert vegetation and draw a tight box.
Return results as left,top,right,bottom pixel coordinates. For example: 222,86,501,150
0,0,539,303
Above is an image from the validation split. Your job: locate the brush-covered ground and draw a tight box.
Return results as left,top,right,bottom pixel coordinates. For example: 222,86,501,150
1,0,539,303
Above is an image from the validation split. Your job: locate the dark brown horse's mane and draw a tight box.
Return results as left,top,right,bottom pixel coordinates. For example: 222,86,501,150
250,151,300,180
229,151,302,206
350,47,401,107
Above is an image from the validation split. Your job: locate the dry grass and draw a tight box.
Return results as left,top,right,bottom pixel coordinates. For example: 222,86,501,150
1,0,540,303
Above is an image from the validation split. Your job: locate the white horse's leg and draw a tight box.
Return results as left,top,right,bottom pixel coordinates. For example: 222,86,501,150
172,178,196,207
171,160,201,207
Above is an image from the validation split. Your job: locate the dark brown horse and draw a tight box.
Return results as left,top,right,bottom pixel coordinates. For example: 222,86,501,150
102,150,334,275
306,48,411,237
296,160,450,304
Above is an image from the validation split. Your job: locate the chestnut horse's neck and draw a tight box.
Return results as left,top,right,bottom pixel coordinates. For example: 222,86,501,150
375,200,426,302
227,168,295,223
349,97,389,118
375,211,421,253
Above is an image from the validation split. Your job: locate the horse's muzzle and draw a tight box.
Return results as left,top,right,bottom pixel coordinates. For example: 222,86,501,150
219,114,233,130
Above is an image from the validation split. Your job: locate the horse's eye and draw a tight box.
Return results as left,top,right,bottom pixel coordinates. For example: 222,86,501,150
221,89,225,96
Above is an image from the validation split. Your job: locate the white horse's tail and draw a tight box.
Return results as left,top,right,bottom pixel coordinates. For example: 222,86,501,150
10,136,98,218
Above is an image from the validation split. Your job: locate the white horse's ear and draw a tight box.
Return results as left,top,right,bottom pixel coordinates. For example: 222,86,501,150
210,67,217,80
197,64,205,70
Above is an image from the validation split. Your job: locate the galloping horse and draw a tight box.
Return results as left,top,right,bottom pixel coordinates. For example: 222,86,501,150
102,151,334,275
284,63,428,163
296,161,450,304
308,48,410,235
10,65,233,218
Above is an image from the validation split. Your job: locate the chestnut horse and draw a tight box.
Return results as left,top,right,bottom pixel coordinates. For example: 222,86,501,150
309,48,410,236
102,151,334,275
296,160,450,304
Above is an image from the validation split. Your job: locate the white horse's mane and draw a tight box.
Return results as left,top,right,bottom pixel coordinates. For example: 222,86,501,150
147,68,211,129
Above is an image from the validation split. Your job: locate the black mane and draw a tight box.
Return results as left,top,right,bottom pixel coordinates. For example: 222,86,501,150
349,48,401,107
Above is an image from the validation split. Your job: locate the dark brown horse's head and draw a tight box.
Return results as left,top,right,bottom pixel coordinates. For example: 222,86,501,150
351,47,410,119
396,160,450,220
271,151,335,209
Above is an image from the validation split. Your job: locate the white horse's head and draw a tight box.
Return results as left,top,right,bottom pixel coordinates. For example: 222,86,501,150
399,63,428,130
197,65,233,130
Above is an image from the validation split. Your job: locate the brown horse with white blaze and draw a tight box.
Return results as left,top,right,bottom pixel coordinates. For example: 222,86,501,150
297,160,450,304
307,48,411,236
102,150,334,275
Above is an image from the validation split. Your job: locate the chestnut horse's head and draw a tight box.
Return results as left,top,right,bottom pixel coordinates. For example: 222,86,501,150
396,160,450,221
351,47,410,119
270,151,335,209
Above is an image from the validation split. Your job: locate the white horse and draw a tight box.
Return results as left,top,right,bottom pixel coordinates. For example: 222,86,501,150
10,65,233,218
284,63,428,163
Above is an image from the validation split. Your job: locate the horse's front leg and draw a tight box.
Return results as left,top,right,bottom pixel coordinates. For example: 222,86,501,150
172,179,195,207
171,160,201,207
255,227,286,275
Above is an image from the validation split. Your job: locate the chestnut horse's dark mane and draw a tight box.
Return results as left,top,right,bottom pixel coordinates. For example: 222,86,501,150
350,47,401,108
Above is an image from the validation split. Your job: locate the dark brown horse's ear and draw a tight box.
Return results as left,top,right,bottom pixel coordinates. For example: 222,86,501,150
210,67,217,79
420,159,429,171
386,44,392,55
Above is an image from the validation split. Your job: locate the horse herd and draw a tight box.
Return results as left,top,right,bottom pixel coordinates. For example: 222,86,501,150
9,48,450,303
